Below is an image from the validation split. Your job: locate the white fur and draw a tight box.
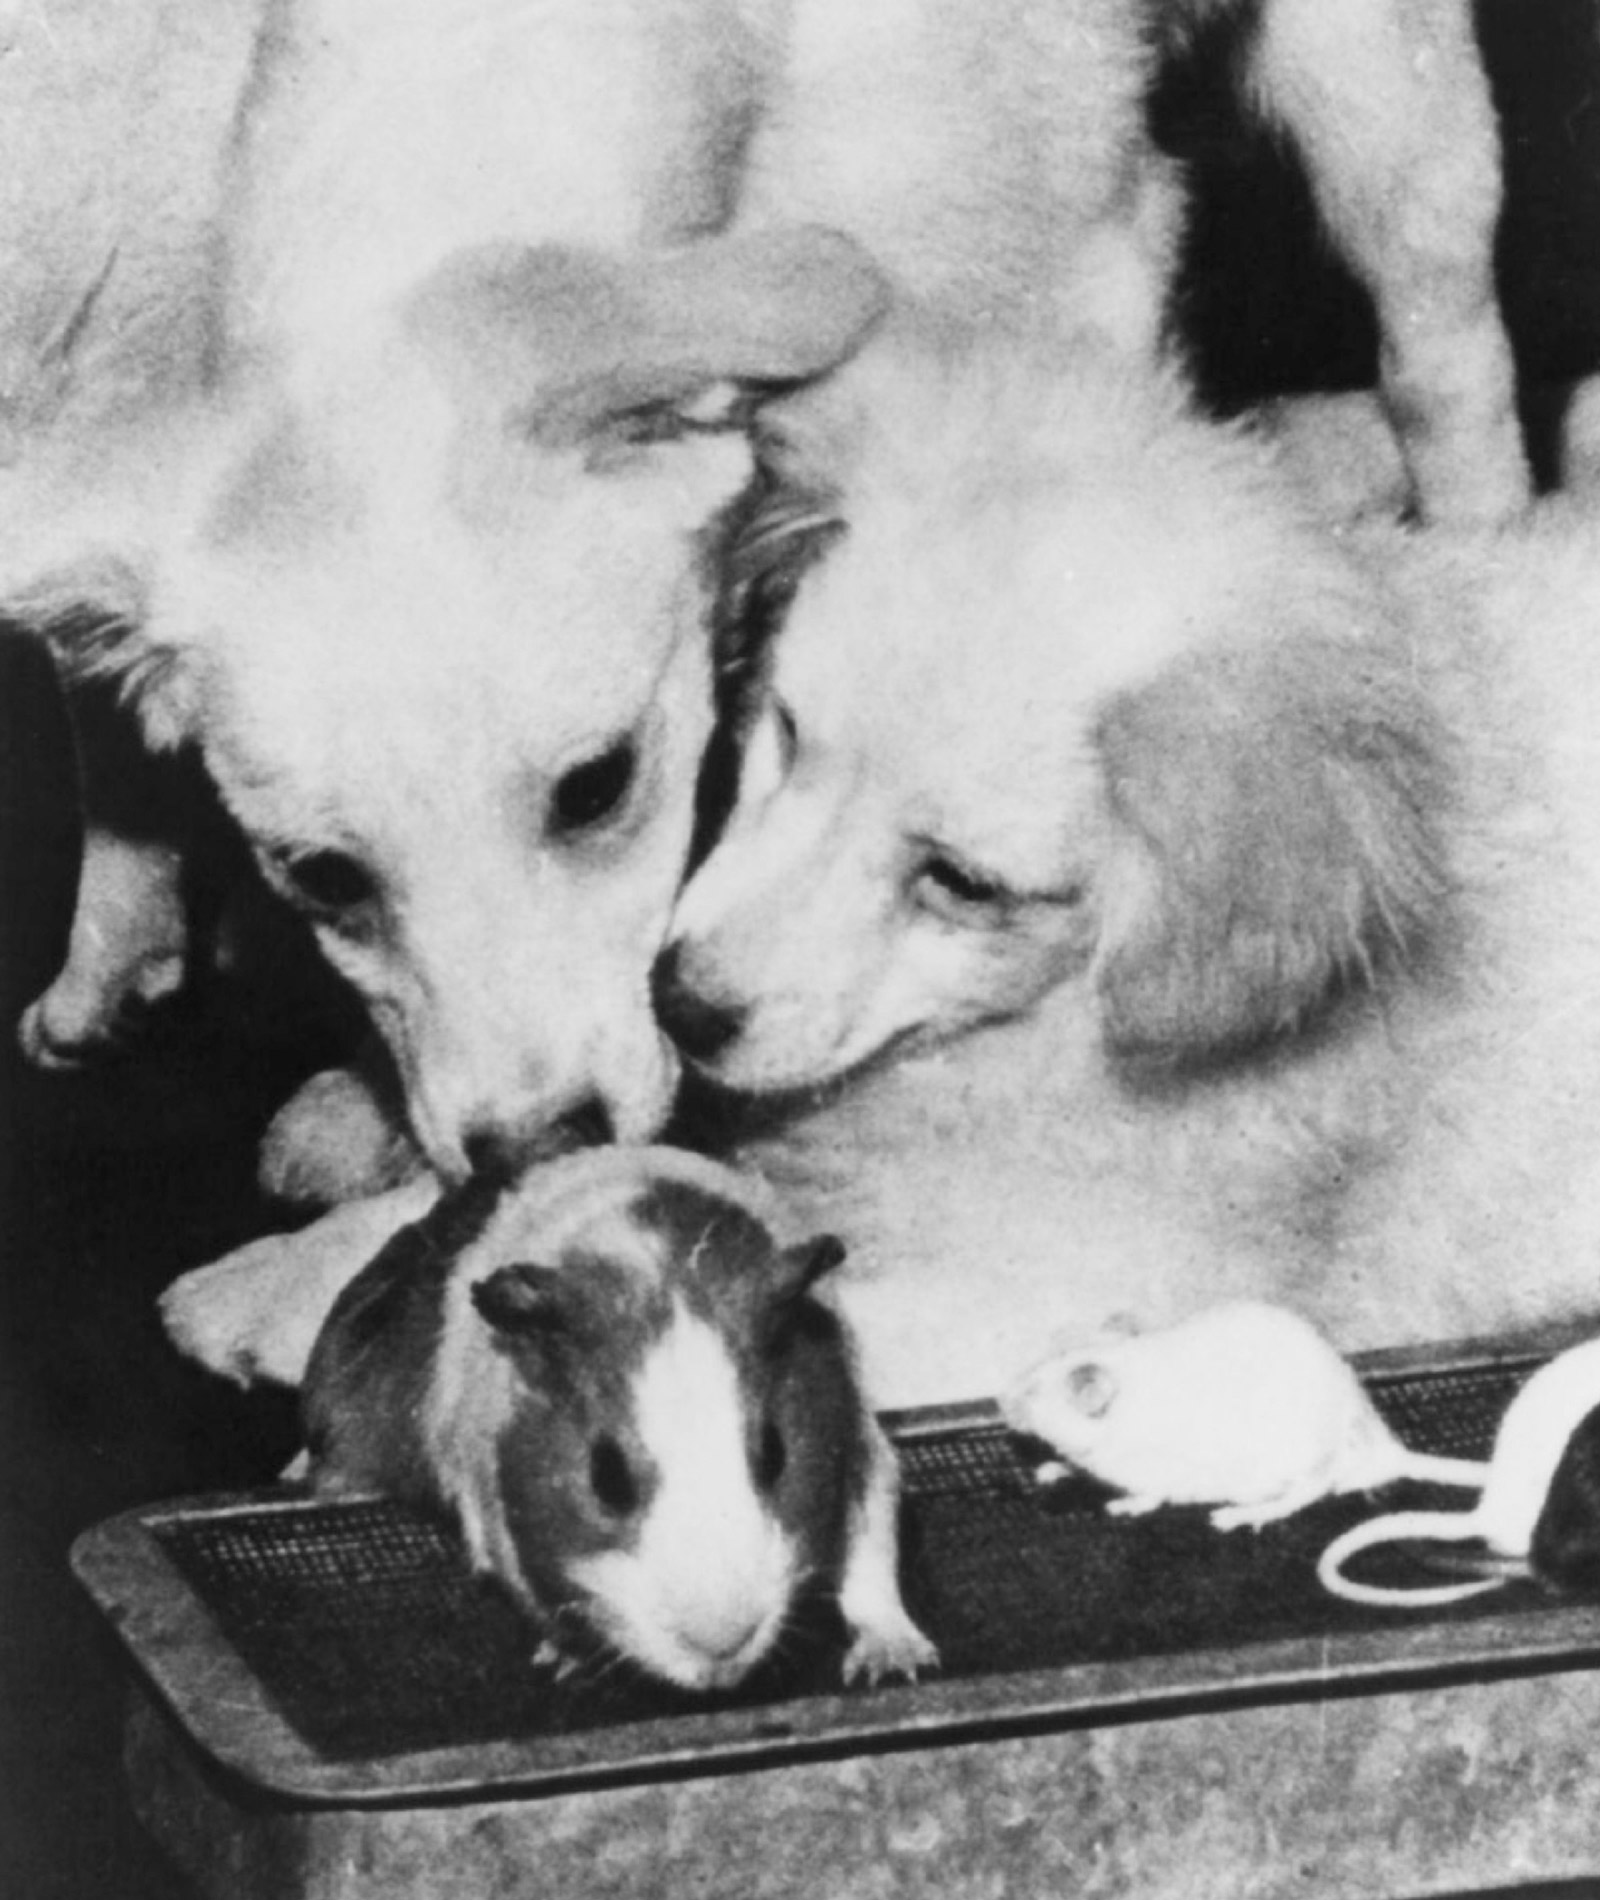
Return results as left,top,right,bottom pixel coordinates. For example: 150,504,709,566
661,345,1600,1406
2,0,1172,1174
572,1301,798,1690
162,373,1600,1414
7,0,1523,1161
159,1176,440,1386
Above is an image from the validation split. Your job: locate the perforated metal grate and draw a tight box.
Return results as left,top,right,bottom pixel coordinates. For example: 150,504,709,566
151,1355,1550,1762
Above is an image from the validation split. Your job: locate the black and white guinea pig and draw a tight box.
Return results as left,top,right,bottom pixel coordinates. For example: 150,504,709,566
301,1144,936,1694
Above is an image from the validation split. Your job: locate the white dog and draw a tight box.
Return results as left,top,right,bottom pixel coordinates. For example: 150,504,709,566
10,0,1525,1198
5,0,1180,1194
165,350,1600,1411
647,346,1600,1405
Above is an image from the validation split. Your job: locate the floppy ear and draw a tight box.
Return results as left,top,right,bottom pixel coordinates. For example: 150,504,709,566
771,1233,849,1304
753,1232,849,1352
403,225,888,486
1092,626,1452,1061
0,550,208,753
0,404,226,752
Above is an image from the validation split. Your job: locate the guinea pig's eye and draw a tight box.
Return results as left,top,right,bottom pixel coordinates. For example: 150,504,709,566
551,738,637,837
754,1417,787,1492
589,1433,640,1516
271,846,377,917
912,850,1011,924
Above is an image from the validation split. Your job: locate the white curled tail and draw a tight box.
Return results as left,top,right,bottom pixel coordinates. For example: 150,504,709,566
1316,1509,1506,1609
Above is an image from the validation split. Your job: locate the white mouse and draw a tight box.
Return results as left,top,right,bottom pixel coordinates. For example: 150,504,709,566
1001,1299,1485,1531
302,1145,937,1692
1318,1332,1600,1607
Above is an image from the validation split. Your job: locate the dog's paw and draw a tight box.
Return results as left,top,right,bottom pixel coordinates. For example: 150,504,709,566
841,1609,939,1689
160,1235,326,1388
258,1065,422,1207
17,832,188,1070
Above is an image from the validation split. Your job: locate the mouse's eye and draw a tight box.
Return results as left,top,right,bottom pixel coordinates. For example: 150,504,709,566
552,738,637,837
754,1417,787,1492
589,1434,640,1516
271,847,377,918
912,850,1011,923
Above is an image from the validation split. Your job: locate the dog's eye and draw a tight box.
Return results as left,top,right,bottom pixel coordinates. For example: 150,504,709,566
589,1434,640,1516
276,848,376,915
552,739,636,836
915,852,1010,920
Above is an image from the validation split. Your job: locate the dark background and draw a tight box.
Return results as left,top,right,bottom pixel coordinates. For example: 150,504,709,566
4,4,1599,1894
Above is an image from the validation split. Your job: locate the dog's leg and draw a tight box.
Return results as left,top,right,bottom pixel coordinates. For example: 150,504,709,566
161,1178,441,1388
1244,0,1529,525
17,679,193,1068
257,1051,424,1208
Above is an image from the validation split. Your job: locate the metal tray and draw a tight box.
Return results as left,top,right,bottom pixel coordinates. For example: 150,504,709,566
72,1332,1600,1807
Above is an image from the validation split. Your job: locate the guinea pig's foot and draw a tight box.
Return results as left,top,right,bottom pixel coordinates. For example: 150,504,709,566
840,1610,939,1689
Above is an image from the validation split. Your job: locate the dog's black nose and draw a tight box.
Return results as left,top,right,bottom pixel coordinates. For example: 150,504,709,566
650,943,745,1064
462,1096,614,1183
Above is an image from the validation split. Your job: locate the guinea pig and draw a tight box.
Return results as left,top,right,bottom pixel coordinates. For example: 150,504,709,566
1318,1333,1600,1607
1001,1300,1485,1530
301,1144,936,1694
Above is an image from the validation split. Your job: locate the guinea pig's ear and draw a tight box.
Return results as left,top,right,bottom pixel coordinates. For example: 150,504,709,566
1091,625,1451,1062
471,1263,570,1337
772,1233,849,1304
1066,1361,1117,1419
753,1234,848,1350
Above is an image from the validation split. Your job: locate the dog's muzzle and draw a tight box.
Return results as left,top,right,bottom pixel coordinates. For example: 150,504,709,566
650,943,745,1067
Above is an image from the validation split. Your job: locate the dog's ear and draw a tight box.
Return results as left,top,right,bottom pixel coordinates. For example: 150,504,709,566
404,226,888,486
0,549,207,752
1091,623,1452,1061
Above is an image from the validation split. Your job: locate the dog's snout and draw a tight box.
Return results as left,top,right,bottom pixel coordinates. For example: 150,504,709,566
462,1096,615,1184
651,943,746,1065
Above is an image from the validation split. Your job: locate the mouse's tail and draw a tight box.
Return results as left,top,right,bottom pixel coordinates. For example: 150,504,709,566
1397,1451,1490,1491
1316,1509,1504,1608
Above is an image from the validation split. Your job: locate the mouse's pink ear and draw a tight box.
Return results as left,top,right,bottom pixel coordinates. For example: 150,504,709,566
1091,621,1451,1063
1066,1361,1117,1419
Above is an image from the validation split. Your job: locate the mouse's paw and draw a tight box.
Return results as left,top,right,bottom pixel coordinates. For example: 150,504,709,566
1209,1495,1303,1533
160,1233,324,1388
841,1608,939,1689
1105,1492,1164,1518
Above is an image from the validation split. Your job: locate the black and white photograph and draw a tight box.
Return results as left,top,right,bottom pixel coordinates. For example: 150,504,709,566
4,2,1600,1894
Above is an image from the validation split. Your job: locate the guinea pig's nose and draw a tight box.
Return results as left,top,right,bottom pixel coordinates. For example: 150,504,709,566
462,1096,614,1184
650,943,745,1064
